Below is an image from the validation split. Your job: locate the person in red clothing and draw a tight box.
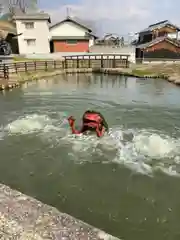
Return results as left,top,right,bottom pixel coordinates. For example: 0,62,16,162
68,110,108,137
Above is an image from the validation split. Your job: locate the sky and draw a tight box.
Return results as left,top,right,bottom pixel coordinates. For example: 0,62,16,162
32,0,180,38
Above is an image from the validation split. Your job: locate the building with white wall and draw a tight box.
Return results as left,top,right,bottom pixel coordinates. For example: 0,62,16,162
12,12,51,54
49,17,97,53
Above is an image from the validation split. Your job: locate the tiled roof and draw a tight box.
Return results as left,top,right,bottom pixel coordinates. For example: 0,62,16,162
51,36,91,40
50,16,93,32
50,17,98,38
138,20,180,33
137,36,180,49
12,12,51,22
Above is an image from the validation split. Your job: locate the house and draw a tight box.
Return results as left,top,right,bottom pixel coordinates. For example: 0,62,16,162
12,12,51,54
135,20,180,60
49,17,98,53
137,20,180,44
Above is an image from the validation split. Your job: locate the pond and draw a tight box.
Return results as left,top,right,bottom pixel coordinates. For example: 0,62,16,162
0,73,180,240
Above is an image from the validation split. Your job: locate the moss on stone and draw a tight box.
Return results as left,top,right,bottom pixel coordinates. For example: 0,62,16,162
131,69,154,76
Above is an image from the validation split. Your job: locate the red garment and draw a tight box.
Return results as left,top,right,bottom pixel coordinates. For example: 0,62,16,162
83,112,102,123
68,114,105,137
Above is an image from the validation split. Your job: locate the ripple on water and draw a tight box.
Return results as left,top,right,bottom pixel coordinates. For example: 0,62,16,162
2,113,180,178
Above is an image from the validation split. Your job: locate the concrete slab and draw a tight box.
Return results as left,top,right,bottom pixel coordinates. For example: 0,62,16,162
0,184,121,240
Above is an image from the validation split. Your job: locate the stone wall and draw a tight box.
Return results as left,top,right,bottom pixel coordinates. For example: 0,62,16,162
0,184,121,240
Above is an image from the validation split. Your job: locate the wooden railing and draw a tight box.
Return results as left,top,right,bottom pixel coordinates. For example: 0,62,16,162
0,54,130,79
0,60,64,79
64,54,129,69
12,60,64,73
0,64,9,79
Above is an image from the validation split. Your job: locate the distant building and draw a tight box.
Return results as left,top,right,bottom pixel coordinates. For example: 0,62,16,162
49,17,98,53
135,20,180,61
12,12,51,54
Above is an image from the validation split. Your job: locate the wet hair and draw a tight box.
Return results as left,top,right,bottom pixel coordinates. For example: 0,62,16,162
81,125,96,133
83,110,108,131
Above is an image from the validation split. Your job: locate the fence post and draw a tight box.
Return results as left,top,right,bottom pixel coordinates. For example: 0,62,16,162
14,63,17,73
101,55,103,68
3,64,9,79
34,61,36,71
77,58,79,68
25,62,27,72
54,60,56,69
88,56,91,68
113,55,115,68
64,58,67,69
126,57,129,68
45,61,48,71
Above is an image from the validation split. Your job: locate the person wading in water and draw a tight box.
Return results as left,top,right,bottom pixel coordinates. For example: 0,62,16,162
68,110,108,137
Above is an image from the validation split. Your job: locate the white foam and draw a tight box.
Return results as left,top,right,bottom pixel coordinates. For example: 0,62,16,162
97,231,121,240
111,129,180,177
133,133,176,158
3,114,180,177
0,127,5,141
64,127,180,177
5,114,58,135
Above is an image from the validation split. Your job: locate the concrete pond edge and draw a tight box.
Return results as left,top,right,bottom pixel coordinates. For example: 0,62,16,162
0,183,121,240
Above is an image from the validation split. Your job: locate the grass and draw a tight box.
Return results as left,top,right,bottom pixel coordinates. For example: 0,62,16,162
130,63,179,78
131,69,154,76
13,56,52,62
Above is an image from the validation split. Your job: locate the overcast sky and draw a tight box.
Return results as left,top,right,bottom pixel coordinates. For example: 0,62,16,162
38,0,180,37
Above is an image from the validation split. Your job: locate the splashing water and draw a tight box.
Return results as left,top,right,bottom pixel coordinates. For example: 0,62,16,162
5,114,56,134
112,129,180,176
4,113,69,135
2,113,180,177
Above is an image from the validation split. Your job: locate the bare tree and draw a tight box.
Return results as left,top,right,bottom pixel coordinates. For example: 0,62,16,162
0,0,38,14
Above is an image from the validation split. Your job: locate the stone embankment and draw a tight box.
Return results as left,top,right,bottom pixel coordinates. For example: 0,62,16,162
0,68,93,90
0,184,120,240
97,62,180,85
129,62,180,85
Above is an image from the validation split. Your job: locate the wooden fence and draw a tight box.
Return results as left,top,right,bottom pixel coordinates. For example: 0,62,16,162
0,60,64,79
64,54,129,69
0,54,130,79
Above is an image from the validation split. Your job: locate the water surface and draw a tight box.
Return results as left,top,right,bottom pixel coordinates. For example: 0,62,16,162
0,73,180,239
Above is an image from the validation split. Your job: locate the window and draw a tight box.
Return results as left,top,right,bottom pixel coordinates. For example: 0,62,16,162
66,39,77,44
25,22,34,29
26,39,36,46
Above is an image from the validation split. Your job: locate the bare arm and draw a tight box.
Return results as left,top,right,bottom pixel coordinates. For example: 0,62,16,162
71,121,82,134
96,125,105,137
68,117,83,134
